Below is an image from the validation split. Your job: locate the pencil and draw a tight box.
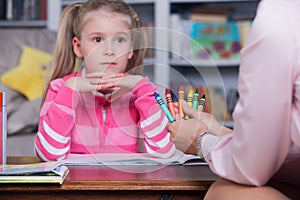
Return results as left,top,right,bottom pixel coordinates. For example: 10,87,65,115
165,88,176,118
178,85,184,118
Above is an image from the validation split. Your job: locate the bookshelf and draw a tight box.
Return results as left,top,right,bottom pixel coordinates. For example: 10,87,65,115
168,0,258,127
48,0,259,126
0,0,47,28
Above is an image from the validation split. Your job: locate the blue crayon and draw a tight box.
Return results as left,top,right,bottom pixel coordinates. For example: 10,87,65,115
154,92,175,123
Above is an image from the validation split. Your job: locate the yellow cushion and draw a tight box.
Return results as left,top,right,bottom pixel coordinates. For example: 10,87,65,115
1,46,52,100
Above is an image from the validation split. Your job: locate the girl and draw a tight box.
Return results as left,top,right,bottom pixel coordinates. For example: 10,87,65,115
35,0,175,161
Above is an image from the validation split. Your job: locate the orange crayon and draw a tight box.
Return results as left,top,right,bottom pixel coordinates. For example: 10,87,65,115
178,85,184,118
165,88,176,118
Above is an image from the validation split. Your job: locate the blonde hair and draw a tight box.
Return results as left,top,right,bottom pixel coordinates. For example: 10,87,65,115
42,0,146,104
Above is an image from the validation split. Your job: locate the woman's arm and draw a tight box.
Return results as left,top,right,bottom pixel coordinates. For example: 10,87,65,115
204,0,297,186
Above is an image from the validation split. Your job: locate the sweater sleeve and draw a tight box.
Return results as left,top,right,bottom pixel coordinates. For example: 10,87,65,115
132,77,176,158
34,76,81,161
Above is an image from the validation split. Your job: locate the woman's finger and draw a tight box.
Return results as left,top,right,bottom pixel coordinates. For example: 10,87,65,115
182,101,201,120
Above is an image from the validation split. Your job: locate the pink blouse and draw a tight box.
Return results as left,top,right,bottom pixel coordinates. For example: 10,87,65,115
202,0,300,186
35,73,175,161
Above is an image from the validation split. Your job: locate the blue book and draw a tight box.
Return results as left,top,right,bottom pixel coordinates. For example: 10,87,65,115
0,0,6,19
14,0,23,20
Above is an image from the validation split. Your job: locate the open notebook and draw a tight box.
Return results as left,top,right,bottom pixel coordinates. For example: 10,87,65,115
62,150,207,166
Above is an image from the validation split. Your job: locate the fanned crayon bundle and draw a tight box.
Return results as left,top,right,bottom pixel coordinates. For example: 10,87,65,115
177,85,207,120
154,86,207,122
154,85,232,122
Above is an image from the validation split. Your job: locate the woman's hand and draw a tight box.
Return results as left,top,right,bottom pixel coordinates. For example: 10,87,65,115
166,100,233,155
166,116,207,155
181,101,232,136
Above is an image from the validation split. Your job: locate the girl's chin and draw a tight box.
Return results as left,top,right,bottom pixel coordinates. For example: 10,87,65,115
97,71,119,75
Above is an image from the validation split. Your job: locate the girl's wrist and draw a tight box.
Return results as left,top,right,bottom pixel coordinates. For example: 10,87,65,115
65,77,77,91
131,76,155,97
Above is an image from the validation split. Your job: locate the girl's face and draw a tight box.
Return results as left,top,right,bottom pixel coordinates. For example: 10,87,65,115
73,10,133,75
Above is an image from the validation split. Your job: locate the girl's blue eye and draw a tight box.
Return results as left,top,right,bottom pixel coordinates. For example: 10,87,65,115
115,37,125,43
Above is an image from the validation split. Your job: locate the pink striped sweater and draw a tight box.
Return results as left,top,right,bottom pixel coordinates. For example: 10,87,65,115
34,73,176,161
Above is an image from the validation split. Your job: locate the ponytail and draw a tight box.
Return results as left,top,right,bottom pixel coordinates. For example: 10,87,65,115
41,3,83,105
126,7,147,75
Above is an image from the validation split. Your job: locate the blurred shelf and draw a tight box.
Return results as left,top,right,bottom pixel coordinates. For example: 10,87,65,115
0,20,47,28
170,58,240,67
61,0,155,6
171,0,257,3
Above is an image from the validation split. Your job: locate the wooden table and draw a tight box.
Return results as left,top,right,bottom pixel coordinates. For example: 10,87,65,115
0,156,218,200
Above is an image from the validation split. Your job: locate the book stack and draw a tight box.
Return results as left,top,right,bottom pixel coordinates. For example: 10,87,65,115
0,162,69,184
189,6,233,23
0,91,6,165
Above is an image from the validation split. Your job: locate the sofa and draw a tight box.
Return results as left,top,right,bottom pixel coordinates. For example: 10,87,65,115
0,28,57,156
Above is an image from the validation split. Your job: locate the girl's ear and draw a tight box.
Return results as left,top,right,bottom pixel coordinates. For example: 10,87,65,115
128,48,133,59
73,37,83,58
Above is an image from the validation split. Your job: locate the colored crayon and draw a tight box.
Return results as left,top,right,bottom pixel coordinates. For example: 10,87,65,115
178,85,184,118
165,88,176,118
198,94,206,112
192,88,199,110
170,89,178,102
154,92,175,123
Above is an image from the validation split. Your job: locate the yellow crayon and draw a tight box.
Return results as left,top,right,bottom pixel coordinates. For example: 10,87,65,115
185,89,194,119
